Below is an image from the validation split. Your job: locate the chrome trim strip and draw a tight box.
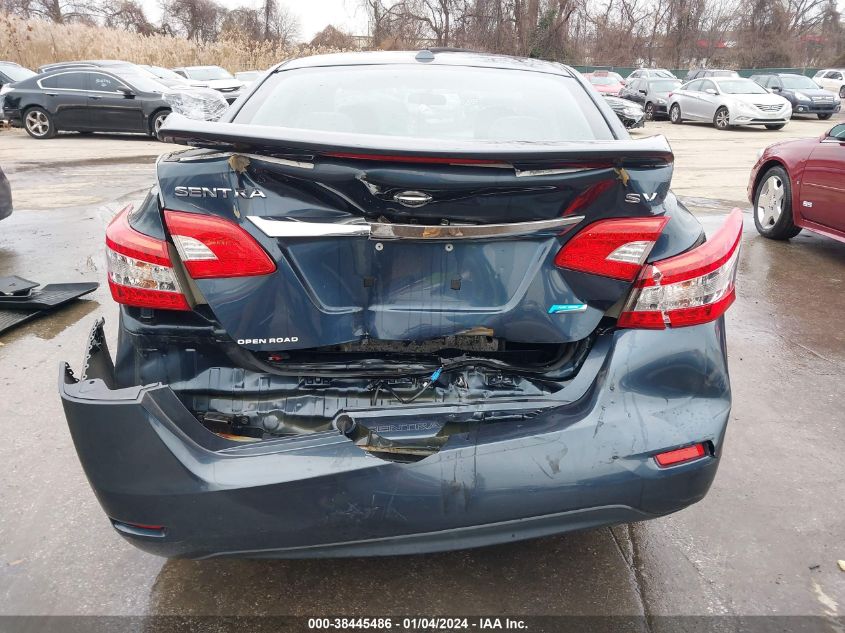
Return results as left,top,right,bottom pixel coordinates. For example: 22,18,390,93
248,215,584,240
514,167,598,178
248,217,369,237
174,152,314,169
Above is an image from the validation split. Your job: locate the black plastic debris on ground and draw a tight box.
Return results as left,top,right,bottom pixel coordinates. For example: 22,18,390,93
0,276,98,335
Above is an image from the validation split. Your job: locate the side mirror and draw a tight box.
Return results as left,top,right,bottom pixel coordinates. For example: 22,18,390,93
639,89,647,95
118,86,136,98
705,88,718,95
771,86,781,92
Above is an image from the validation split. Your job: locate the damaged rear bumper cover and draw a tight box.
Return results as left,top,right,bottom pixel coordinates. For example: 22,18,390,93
60,320,731,559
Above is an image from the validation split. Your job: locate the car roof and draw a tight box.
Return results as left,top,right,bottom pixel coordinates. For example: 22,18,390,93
273,51,575,77
174,65,226,71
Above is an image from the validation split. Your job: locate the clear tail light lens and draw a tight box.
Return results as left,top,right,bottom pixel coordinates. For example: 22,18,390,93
554,216,669,281
619,209,742,329
106,207,190,311
163,210,276,279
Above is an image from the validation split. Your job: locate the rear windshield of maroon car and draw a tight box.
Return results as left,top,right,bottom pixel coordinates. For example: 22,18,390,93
233,65,615,142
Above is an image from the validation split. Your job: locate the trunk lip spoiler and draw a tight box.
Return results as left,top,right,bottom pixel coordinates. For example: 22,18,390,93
158,113,674,164
247,215,586,240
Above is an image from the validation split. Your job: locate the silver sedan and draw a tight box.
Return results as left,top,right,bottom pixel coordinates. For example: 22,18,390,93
668,77,792,130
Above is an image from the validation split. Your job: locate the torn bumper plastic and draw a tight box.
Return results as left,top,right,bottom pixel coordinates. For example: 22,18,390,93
60,319,731,559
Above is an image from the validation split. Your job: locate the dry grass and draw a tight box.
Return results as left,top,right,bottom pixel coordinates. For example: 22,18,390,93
0,14,347,72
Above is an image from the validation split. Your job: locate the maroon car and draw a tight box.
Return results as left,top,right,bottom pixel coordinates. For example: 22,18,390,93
749,122,845,242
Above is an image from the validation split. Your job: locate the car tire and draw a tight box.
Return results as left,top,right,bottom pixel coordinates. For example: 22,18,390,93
149,110,170,138
645,102,654,121
714,107,731,130
764,123,786,130
669,103,682,124
753,166,802,240
818,113,832,120
23,107,57,139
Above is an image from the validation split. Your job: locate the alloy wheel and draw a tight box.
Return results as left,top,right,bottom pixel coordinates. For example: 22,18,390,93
645,103,654,121
715,108,730,129
670,104,681,123
25,110,50,137
153,112,169,135
756,174,784,229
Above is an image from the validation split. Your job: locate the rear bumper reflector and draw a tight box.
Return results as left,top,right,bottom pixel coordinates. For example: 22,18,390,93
654,443,708,468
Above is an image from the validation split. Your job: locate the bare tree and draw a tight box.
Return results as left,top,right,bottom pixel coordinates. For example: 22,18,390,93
160,0,226,41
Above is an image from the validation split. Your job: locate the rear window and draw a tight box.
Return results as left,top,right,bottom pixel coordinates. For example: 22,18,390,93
234,65,614,142
40,72,88,90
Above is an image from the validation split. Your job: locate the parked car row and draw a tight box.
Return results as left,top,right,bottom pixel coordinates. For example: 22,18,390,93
583,69,841,129
1,60,265,139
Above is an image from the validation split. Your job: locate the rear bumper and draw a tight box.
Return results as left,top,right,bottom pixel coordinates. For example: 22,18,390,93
60,319,731,559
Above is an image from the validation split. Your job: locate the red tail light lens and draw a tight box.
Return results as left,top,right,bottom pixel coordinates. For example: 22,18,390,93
619,209,742,329
554,216,669,281
163,210,276,279
654,443,707,467
106,207,190,311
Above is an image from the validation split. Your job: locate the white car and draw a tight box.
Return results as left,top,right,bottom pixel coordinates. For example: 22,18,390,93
813,69,845,98
171,65,244,102
668,77,792,130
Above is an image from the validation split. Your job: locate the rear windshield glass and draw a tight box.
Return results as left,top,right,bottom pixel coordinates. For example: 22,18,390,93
587,75,617,85
779,75,818,89
234,65,614,142
1,64,36,82
187,67,234,80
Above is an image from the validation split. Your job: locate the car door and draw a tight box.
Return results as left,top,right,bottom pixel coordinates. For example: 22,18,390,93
37,72,91,129
696,79,720,120
799,123,845,232
678,80,703,118
626,80,643,104
87,72,146,132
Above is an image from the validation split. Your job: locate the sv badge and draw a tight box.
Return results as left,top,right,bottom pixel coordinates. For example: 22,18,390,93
625,193,659,204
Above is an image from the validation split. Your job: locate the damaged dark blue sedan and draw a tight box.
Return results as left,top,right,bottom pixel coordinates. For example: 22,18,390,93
60,51,740,559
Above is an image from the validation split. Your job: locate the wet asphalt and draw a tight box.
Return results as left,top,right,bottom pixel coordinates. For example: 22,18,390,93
0,122,843,622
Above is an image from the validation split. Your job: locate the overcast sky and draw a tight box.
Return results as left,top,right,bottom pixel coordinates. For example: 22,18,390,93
141,0,369,40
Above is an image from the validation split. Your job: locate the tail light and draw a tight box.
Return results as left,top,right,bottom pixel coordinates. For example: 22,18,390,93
163,210,276,279
619,209,742,329
106,207,190,311
106,207,277,311
554,216,669,281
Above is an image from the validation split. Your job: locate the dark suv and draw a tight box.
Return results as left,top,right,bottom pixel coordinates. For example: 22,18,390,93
750,72,841,119
60,51,740,559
